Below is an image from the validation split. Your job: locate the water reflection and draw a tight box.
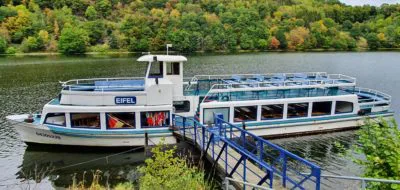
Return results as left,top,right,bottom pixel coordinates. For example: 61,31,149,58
270,131,364,189
18,146,146,189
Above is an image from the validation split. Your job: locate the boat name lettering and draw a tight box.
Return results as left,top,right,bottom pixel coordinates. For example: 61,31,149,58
36,132,61,140
115,96,136,105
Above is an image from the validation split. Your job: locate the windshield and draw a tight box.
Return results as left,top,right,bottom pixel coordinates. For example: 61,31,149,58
148,61,163,78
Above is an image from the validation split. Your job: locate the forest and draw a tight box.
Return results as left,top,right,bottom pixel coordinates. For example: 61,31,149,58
0,0,400,54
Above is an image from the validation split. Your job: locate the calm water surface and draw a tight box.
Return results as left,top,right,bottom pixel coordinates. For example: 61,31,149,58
0,52,399,189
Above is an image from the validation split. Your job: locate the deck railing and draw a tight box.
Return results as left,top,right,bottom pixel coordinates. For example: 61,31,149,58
173,114,321,190
353,87,392,104
60,77,146,92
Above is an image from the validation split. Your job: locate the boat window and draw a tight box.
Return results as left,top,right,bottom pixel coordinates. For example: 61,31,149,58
173,101,190,113
312,101,332,116
71,113,101,129
141,111,170,128
287,103,309,118
203,108,229,125
167,62,180,75
234,106,257,122
106,113,135,129
149,61,163,78
44,113,66,126
261,104,284,120
335,101,353,114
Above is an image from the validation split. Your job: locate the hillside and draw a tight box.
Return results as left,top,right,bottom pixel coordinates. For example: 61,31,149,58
0,0,399,54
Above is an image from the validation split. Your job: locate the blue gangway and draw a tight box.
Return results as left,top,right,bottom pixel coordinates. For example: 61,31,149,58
173,114,321,190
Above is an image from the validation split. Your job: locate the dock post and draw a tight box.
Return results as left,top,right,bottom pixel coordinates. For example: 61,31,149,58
144,132,149,156
183,117,186,141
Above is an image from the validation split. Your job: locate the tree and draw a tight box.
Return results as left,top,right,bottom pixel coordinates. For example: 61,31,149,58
0,36,7,53
58,26,88,54
20,36,44,52
95,0,111,18
287,27,310,50
84,5,97,20
366,33,380,50
269,37,280,49
354,118,400,190
276,29,287,49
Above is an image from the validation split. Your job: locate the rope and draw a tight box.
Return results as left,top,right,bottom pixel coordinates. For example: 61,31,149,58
52,146,143,171
0,146,144,186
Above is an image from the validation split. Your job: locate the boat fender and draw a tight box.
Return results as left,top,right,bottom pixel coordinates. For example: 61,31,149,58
24,114,34,123
358,109,366,116
155,77,159,85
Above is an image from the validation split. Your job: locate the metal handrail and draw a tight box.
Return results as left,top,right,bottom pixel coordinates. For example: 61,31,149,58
224,177,273,190
354,87,392,102
190,72,329,81
60,77,145,87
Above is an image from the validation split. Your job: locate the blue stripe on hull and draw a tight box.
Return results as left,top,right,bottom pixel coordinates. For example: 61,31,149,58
230,111,394,128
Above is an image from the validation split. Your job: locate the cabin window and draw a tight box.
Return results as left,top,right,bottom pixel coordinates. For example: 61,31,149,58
287,103,309,118
261,104,284,120
45,113,66,126
203,108,229,125
312,101,332,116
141,111,170,128
335,101,353,114
149,61,163,78
173,101,190,113
71,113,101,129
106,113,135,129
234,106,257,122
167,62,180,75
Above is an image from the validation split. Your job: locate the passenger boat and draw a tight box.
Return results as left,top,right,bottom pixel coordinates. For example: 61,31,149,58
6,54,393,147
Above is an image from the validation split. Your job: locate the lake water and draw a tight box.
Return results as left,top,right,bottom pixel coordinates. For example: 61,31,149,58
0,52,398,189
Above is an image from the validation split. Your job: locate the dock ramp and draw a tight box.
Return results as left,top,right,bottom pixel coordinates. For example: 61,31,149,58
173,114,321,190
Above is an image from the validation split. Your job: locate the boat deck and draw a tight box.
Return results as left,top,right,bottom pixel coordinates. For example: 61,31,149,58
184,72,356,95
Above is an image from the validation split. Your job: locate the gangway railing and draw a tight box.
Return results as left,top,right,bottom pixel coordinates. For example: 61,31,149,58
173,114,321,190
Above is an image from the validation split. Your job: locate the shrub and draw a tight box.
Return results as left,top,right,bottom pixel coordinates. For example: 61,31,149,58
138,140,210,190
90,44,110,53
354,118,400,189
6,47,17,54
58,27,88,54
20,36,44,52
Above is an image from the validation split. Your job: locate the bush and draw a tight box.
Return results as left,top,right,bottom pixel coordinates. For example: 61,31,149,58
354,118,400,189
20,36,44,52
5,47,17,54
0,36,7,53
138,140,211,190
90,44,110,53
58,27,88,54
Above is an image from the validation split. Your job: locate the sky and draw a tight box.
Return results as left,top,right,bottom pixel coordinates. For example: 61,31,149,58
339,0,400,6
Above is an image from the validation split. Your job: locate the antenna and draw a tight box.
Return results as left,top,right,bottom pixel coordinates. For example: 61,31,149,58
166,44,172,55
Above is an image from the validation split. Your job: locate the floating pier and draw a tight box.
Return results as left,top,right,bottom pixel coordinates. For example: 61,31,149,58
173,114,321,190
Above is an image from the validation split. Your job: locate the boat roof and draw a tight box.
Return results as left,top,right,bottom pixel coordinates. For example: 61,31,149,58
137,55,187,62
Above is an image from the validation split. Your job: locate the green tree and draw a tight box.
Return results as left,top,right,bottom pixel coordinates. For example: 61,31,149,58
95,0,111,18
366,33,380,50
0,36,7,53
354,118,400,190
58,27,88,54
84,5,97,20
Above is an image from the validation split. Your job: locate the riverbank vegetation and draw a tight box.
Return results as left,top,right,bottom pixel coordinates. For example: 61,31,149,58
0,0,400,54
68,141,211,190
353,118,400,189
138,141,211,190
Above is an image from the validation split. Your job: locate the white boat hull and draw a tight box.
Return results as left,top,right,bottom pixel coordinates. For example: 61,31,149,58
236,113,394,138
9,120,176,147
